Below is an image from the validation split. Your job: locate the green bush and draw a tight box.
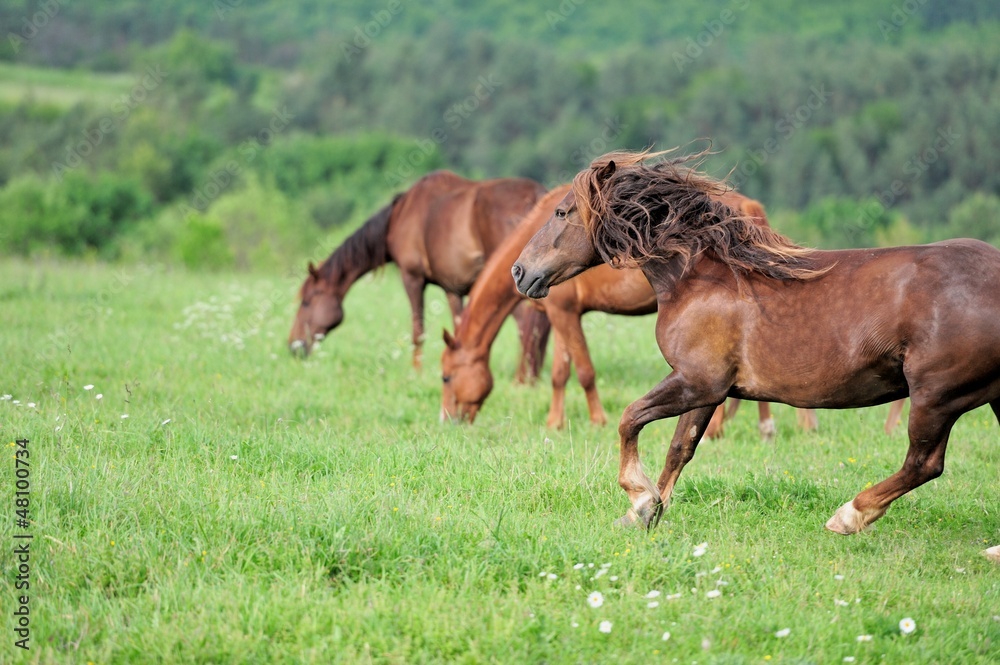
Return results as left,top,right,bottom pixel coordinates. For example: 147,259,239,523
175,214,234,271
797,196,897,249
202,176,320,272
0,171,151,258
941,192,1000,246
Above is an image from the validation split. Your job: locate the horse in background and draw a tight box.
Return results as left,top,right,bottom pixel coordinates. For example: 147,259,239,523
512,149,1000,547
441,184,818,437
289,170,550,381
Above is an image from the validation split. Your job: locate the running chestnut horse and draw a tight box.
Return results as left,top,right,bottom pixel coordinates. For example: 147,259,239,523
289,170,550,380
442,184,817,437
512,149,1000,541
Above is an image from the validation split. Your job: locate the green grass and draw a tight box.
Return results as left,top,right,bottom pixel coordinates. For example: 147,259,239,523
0,63,134,107
0,258,997,664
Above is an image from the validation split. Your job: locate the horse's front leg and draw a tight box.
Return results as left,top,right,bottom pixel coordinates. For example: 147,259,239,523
615,372,723,528
446,292,464,328
400,272,427,370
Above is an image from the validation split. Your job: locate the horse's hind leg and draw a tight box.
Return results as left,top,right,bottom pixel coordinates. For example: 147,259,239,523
703,404,726,439
991,399,1000,425
797,408,819,432
546,331,570,429
826,400,957,534
551,308,606,427
884,399,907,434
757,402,776,440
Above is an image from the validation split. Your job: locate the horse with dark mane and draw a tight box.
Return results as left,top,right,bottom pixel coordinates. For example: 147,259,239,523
441,184,818,438
289,170,550,380
512,149,1000,549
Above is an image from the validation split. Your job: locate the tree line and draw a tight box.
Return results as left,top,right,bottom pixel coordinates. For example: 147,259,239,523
1,1,998,267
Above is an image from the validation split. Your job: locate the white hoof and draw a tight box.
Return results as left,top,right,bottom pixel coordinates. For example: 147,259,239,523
825,501,866,535
984,545,1000,564
758,417,776,440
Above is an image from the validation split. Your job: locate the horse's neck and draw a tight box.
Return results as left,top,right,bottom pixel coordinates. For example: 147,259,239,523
323,261,368,299
456,271,524,356
321,202,396,298
640,254,693,305
455,212,551,353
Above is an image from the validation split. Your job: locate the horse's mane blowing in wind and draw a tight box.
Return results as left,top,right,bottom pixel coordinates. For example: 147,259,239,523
574,149,826,280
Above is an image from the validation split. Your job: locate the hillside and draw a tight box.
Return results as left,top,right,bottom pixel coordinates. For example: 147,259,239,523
1,1,999,265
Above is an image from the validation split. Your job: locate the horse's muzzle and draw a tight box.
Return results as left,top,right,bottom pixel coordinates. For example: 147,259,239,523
288,339,309,358
511,263,550,299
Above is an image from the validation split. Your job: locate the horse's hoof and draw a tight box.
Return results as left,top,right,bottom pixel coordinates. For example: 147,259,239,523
614,496,663,529
645,504,664,530
758,417,776,440
635,496,664,530
614,510,640,528
984,545,1000,564
825,501,864,535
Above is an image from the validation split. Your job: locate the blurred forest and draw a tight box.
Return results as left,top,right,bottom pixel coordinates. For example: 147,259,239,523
1,0,999,269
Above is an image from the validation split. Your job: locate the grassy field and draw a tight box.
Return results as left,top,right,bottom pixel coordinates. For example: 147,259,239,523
0,258,997,664
0,63,134,108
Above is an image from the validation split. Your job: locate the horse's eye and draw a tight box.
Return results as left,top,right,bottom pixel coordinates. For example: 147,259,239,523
555,209,567,219
442,375,451,384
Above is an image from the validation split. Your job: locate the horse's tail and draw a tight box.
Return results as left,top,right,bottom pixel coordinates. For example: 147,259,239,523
512,303,551,385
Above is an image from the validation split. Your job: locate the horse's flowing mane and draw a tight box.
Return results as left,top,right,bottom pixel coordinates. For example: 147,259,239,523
573,149,825,280
318,194,401,281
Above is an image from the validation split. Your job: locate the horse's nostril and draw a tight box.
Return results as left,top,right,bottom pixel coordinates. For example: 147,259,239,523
511,263,524,283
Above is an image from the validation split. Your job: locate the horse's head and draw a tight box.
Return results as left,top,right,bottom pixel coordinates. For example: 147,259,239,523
511,166,611,299
288,261,344,357
439,329,494,423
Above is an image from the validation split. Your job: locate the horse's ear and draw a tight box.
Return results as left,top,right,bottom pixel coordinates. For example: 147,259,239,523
595,160,617,183
443,328,458,350
307,261,319,279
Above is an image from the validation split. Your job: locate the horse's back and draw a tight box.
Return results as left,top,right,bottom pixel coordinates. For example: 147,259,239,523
470,177,548,252
392,173,545,294
732,239,1000,406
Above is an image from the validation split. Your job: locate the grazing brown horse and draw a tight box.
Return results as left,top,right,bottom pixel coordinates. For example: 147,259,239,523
289,170,550,380
512,149,1000,542
440,186,655,428
442,184,817,436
